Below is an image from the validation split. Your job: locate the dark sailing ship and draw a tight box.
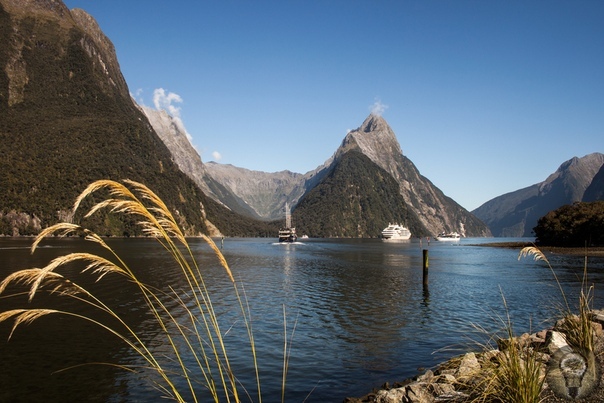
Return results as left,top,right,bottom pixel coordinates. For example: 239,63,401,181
278,202,297,243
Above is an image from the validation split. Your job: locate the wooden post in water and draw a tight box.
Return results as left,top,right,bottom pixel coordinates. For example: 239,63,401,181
422,249,429,287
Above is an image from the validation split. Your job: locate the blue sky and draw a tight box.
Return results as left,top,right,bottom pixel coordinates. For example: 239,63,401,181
63,1,603,211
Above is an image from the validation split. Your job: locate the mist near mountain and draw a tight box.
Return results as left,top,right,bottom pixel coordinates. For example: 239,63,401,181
472,153,604,237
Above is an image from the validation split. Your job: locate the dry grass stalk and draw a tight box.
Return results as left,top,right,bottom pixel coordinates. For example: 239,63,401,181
519,245,595,353
468,292,545,403
0,179,270,402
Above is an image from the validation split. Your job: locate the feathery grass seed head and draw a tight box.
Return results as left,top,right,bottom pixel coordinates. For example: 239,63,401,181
518,246,550,265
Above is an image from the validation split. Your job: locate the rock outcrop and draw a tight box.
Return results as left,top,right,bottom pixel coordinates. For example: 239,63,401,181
333,115,490,237
345,312,604,402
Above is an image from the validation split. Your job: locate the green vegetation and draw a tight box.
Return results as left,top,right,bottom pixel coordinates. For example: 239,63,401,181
533,201,604,247
293,151,428,237
0,9,274,237
0,180,279,402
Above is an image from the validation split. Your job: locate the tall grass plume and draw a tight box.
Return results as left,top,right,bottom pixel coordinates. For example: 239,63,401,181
0,179,277,402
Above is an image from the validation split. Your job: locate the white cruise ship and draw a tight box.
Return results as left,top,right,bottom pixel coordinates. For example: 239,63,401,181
381,223,411,241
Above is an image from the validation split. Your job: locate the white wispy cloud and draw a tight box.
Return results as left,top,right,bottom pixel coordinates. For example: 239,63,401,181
153,88,182,115
212,151,222,161
153,88,192,141
369,98,388,116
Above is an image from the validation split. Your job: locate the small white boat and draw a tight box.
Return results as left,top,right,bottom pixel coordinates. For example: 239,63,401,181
436,231,461,241
381,223,411,241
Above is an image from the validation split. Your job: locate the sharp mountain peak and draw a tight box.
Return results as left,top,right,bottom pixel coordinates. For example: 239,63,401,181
359,113,390,133
1,0,72,20
337,113,403,172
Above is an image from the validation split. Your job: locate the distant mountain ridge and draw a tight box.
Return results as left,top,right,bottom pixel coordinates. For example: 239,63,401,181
140,106,316,220
203,162,306,219
583,164,604,202
472,153,604,237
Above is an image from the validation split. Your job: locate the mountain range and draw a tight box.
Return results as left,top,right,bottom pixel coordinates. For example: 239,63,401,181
472,153,604,237
146,93,603,239
1,0,601,239
145,105,491,237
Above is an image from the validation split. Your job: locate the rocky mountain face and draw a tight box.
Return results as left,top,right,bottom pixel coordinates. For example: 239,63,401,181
0,0,276,237
472,153,604,237
198,114,491,237
203,162,308,220
324,114,491,237
139,105,241,216
141,105,310,221
2,0,129,105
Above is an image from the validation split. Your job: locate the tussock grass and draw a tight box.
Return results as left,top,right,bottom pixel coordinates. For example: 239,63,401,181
0,179,280,402
519,245,594,354
468,293,545,403
464,245,596,402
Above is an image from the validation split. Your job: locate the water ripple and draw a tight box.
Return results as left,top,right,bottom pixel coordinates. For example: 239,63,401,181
1,237,603,402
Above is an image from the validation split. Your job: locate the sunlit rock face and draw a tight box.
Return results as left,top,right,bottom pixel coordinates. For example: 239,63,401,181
330,114,491,237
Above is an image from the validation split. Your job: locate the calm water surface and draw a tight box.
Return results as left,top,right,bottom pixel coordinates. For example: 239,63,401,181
1,237,603,402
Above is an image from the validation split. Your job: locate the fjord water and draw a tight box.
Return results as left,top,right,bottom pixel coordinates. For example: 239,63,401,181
1,237,603,402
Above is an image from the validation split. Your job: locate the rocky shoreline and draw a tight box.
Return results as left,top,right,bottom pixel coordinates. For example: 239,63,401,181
344,244,604,403
344,311,604,402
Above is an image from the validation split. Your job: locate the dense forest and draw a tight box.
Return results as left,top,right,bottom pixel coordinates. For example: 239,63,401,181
534,201,604,247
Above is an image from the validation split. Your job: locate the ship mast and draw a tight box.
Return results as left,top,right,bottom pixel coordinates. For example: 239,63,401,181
285,202,292,228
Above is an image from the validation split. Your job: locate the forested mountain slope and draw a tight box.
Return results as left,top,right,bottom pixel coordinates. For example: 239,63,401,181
0,0,274,237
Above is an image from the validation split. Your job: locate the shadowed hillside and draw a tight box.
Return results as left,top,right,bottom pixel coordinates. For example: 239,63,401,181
473,153,604,237
293,151,428,238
